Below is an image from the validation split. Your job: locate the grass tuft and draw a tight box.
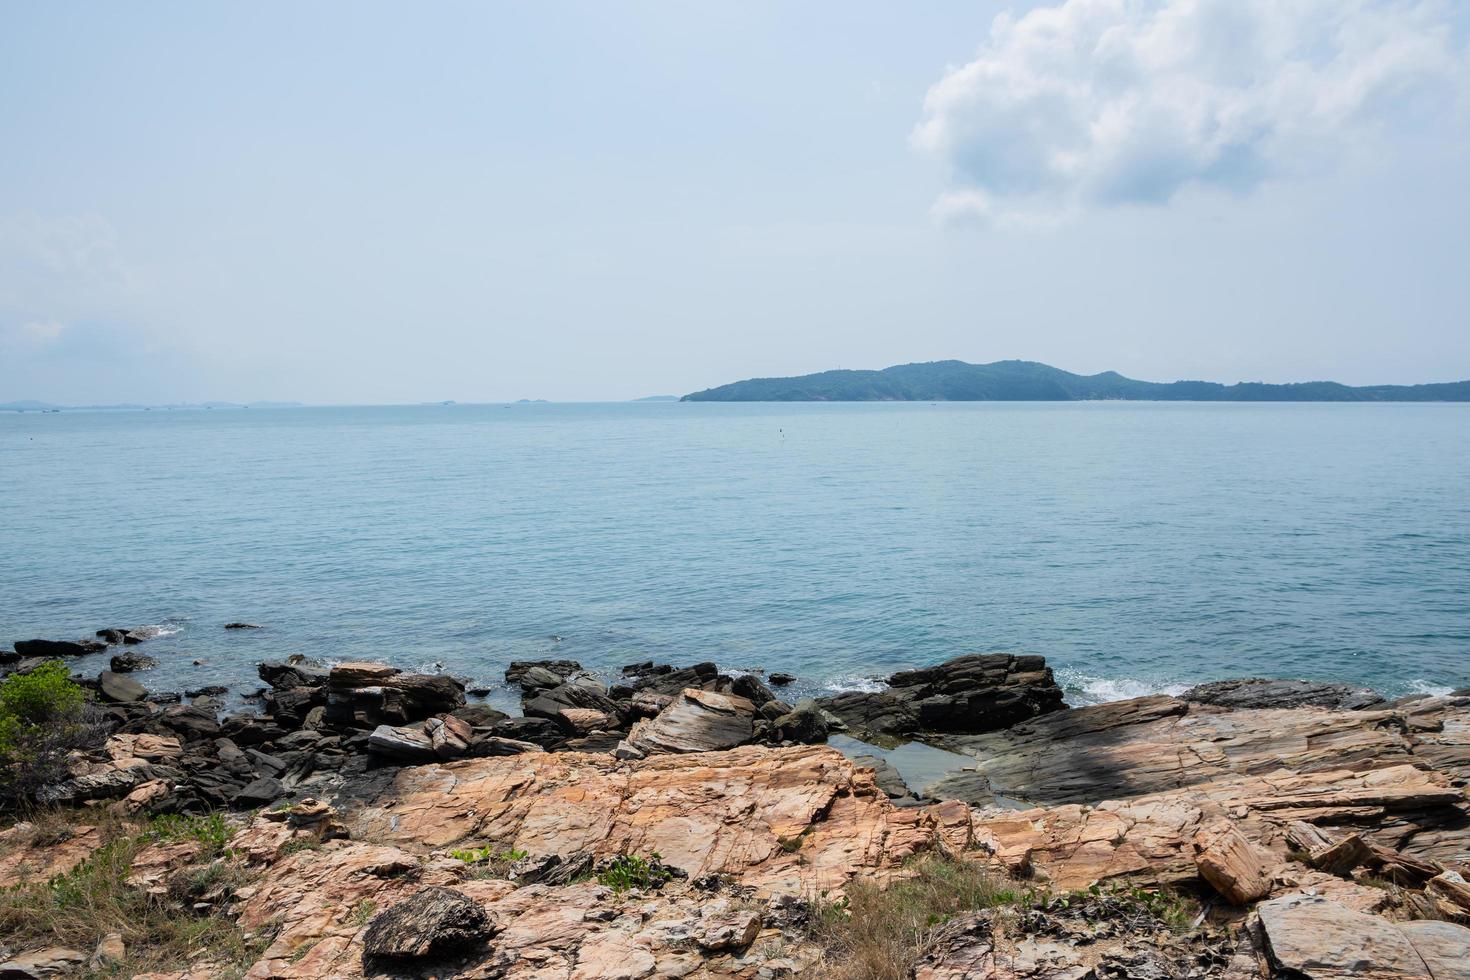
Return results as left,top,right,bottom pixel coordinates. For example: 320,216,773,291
806,852,1025,980
0,811,269,978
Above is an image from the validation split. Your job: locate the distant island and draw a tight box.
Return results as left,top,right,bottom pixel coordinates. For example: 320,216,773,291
682,360,1470,402
633,395,680,402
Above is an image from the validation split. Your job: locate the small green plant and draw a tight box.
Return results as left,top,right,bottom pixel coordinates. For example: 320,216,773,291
0,661,101,805
348,898,378,927
448,844,530,880
146,813,232,855
596,853,674,894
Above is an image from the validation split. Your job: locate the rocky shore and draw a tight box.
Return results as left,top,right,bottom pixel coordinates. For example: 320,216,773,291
1,629,1468,979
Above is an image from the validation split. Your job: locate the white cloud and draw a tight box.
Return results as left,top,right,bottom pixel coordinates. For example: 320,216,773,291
913,0,1467,222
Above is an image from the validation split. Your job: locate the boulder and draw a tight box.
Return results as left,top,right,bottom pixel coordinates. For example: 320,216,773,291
96,669,147,703
722,673,776,706
108,652,158,673
1194,820,1273,905
769,672,796,686
693,901,761,952
122,626,160,645
427,715,472,758
490,716,562,747
224,622,263,629
361,886,496,967
553,707,613,735
523,680,622,723
232,776,286,808
771,699,829,743
626,688,756,755
1185,678,1384,710
258,660,328,689
15,638,100,658
450,704,508,728
264,685,325,725
368,723,435,761
327,664,466,727
159,704,222,740
629,661,720,696
504,659,581,688
328,661,401,687
95,628,128,645
818,653,1065,737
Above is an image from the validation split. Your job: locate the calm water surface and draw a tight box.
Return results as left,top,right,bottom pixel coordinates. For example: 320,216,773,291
2,402,1467,703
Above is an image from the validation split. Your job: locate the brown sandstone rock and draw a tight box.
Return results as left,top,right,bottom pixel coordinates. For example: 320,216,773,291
1194,820,1274,905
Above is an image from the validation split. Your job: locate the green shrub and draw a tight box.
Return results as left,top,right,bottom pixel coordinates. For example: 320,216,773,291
146,813,233,855
0,661,102,806
596,853,674,894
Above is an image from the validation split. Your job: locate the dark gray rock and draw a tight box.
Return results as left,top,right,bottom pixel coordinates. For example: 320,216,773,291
160,704,223,741
489,716,562,747
817,653,1065,738
224,622,263,629
258,660,328,690
109,652,158,673
723,674,776,707
450,704,509,728
231,776,285,807
97,670,148,703
629,661,719,696
769,672,796,686
264,686,325,725
362,886,495,968
1184,678,1384,711
122,627,160,645
513,666,565,691
772,699,829,743
95,628,128,645
504,659,581,688
522,680,623,724
326,672,466,728
16,638,102,658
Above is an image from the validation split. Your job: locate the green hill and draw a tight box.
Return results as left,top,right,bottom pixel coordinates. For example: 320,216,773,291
681,360,1470,402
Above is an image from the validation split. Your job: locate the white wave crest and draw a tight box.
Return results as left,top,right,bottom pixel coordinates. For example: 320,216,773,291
1057,668,1188,706
822,674,887,694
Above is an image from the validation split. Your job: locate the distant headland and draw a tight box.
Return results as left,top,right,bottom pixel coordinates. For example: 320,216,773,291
682,360,1470,402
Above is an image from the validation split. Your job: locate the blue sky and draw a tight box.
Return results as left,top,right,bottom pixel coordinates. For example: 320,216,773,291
2,0,1467,403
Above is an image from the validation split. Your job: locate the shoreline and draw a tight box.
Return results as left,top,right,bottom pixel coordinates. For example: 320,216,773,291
3,631,1469,978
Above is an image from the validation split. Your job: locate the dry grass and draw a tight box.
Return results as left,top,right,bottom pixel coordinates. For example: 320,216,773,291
0,809,271,979
805,852,1025,980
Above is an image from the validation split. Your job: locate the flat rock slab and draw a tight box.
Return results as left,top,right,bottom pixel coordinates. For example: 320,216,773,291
1186,678,1384,710
348,744,971,897
1257,894,1470,980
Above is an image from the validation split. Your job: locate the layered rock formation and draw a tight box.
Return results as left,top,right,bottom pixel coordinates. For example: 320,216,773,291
3,642,1469,979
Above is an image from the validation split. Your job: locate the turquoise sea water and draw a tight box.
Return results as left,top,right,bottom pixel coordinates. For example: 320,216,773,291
2,402,1467,704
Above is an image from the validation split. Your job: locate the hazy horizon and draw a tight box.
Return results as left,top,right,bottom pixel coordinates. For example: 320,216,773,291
9,354,1470,409
3,1,1468,405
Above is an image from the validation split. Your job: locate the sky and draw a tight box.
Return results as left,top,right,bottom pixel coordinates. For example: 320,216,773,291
1,0,1468,404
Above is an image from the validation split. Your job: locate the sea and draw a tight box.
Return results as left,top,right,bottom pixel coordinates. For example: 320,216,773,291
2,401,1467,709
